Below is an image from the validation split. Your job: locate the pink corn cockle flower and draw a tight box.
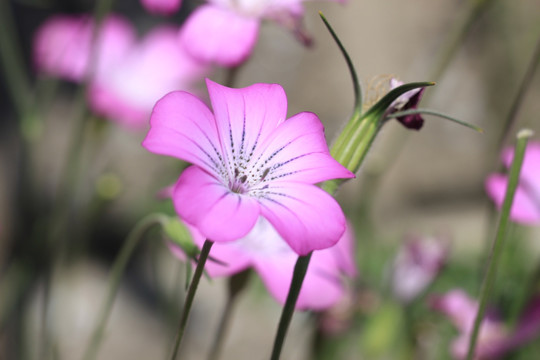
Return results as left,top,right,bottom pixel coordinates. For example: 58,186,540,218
34,15,207,129
143,79,354,255
387,78,425,130
431,290,540,359
178,0,346,67
390,235,448,303
170,217,357,309
141,0,182,15
485,142,540,225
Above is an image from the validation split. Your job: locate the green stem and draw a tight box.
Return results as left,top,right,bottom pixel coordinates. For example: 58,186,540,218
465,129,533,360
385,108,483,133
0,0,32,121
82,213,167,360
270,252,312,360
207,270,251,360
319,12,361,113
498,32,540,148
168,240,214,360
224,65,240,88
0,262,33,331
429,0,497,81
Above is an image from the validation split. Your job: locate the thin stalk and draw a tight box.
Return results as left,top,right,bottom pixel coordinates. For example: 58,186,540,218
270,252,312,360
385,108,483,133
498,32,540,148
168,240,214,360
224,66,240,88
207,270,251,360
319,12,361,113
82,213,167,360
465,129,533,360
0,262,33,331
429,0,497,81
0,0,32,120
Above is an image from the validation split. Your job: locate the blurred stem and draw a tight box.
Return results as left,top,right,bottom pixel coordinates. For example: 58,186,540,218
466,129,533,360
82,213,167,360
207,270,251,360
270,252,312,360
224,66,240,88
498,33,540,148
0,262,33,331
0,0,32,122
168,240,214,360
429,0,497,81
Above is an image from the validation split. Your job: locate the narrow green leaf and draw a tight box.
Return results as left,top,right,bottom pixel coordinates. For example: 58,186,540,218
319,12,362,113
386,108,483,133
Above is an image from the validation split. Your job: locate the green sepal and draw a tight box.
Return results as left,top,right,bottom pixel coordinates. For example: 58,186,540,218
162,217,198,258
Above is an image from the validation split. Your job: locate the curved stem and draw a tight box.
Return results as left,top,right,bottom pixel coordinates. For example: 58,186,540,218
429,0,496,81
270,253,312,360
82,213,167,360
319,12,361,114
168,240,214,360
465,129,532,360
498,32,540,148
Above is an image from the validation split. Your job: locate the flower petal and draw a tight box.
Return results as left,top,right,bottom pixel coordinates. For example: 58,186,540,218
502,142,540,191
205,79,289,176
33,15,135,82
485,174,540,225
173,166,260,242
430,289,477,332
179,5,259,67
254,253,344,310
259,182,347,255
253,111,354,184
140,0,182,15
89,26,208,128
186,224,253,276
143,91,226,177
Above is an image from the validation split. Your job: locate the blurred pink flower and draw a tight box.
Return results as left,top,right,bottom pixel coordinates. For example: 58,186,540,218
387,78,426,130
485,142,540,225
178,0,346,66
431,290,540,359
390,236,448,303
143,79,354,255
141,0,182,15
34,15,207,128
170,217,357,309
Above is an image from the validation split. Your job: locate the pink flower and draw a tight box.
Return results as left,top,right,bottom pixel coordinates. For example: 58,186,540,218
34,15,207,128
390,235,448,303
431,290,507,360
143,79,354,255
170,217,357,309
387,78,426,130
140,0,182,15
485,142,540,225
431,290,540,359
178,0,345,67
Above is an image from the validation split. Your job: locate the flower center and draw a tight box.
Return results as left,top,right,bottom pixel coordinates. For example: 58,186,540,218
229,168,249,194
